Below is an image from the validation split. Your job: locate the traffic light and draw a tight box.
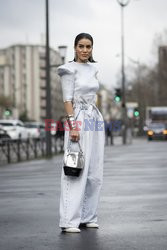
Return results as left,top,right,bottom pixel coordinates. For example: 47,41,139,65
4,108,12,117
114,88,122,103
133,107,140,117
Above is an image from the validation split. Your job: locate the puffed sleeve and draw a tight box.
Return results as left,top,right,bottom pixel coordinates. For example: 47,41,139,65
57,64,75,102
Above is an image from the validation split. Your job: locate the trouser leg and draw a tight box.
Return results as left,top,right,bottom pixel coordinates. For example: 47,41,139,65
59,130,92,228
81,124,105,224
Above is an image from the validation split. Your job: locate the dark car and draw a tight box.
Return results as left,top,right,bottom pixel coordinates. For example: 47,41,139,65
147,123,167,141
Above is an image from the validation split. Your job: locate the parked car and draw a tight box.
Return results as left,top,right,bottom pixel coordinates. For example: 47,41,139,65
0,120,29,140
24,122,45,139
0,124,10,142
147,122,167,141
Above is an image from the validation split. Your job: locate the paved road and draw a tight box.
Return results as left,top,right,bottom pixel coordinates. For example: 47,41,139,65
0,138,167,250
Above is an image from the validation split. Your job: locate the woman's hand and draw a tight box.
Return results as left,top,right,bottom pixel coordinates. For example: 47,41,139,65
70,129,80,142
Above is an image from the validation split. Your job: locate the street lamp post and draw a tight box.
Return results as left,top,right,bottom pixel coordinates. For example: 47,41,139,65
45,0,52,157
117,0,131,144
58,46,67,64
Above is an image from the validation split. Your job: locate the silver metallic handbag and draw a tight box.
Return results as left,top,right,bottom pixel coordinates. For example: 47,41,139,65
63,140,84,177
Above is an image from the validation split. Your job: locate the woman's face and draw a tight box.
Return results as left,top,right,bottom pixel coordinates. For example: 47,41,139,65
75,38,93,63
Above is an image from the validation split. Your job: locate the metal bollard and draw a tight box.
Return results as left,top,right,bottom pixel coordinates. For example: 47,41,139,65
26,139,29,160
17,139,21,162
7,140,11,163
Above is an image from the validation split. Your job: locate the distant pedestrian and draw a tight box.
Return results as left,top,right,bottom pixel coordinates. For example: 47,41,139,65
55,116,65,140
57,33,105,233
55,116,65,152
105,118,113,145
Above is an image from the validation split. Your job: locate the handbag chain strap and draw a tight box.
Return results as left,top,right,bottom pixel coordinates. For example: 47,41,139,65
67,139,83,154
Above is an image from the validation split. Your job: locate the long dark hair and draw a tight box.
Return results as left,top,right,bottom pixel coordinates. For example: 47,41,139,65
73,33,96,63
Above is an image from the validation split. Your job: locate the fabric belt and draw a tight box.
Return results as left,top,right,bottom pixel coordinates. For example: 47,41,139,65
73,95,101,120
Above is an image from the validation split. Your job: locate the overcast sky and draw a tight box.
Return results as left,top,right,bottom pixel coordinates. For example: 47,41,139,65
1,0,167,89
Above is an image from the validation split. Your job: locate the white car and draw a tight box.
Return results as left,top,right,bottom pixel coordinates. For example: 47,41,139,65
0,119,29,140
24,122,45,139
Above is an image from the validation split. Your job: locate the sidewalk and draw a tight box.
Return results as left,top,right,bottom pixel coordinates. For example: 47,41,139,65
0,138,167,250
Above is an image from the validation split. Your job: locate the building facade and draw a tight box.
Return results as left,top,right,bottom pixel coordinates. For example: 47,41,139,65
0,44,64,121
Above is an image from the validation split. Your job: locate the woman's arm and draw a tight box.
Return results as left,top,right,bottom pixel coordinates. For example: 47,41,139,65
64,101,74,116
64,101,80,142
57,66,79,141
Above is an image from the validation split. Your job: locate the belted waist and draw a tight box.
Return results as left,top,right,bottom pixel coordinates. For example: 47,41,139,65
73,94,96,106
73,95,101,119
74,102,95,110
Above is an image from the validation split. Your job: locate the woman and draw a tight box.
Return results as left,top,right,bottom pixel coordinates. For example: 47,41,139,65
57,33,105,233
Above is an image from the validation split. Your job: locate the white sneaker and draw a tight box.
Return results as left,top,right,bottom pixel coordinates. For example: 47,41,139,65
86,223,99,228
62,227,81,233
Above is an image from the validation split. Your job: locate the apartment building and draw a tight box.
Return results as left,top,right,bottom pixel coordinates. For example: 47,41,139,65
0,44,64,121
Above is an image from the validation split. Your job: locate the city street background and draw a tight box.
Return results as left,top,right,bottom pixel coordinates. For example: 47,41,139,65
1,0,167,86
0,0,167,249
0,138,167,250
